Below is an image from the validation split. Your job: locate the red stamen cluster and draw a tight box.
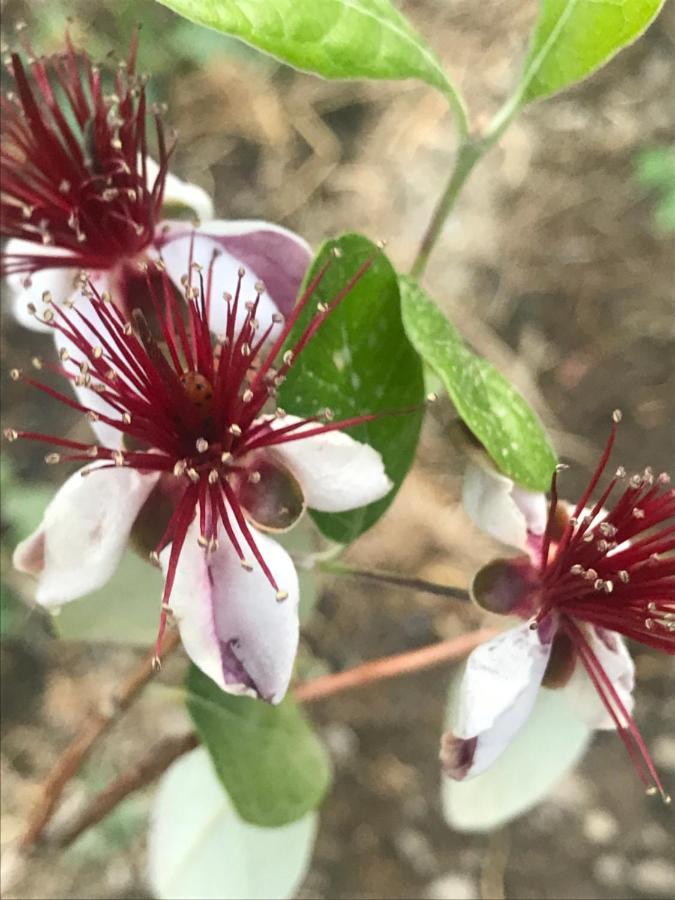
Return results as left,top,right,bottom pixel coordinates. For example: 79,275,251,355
1,29,171,277
536,413,674,800
5,247,382,659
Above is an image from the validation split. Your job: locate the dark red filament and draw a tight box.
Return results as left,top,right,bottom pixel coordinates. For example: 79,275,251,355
535,420,673,799
1,31,172,277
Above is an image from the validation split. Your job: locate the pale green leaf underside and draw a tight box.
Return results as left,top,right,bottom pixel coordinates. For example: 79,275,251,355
520,0,665,103
155,0,454,96
149,747,318,900
400,276,556,491
186,666,332,827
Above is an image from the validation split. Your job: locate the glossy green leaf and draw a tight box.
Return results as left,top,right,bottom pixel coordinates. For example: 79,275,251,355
149,747,318,900
442,664,591,832
154,0,460,102
278,234,424,544
185,665,332,826
400,276,556,491
519,0,666,104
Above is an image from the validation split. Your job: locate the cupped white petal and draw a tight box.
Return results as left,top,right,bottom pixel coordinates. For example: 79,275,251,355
157,220,311,329
463,461,547,552
146,156,214,222
562,627,635,730
4,239,78,333
442,671,591,832
265,416,392,513
441,623,553,780
161,516,299,704
13,463,159,606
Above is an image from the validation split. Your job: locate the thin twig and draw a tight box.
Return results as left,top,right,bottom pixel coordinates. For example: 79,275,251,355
322,561,471,602
56,732,199,849
19,629,181,853
53,627,495,848
294,627,494,703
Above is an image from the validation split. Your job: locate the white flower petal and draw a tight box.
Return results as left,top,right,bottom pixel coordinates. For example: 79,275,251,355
441,623,553,779
266,416,393,513
146,156,214,222
4,239,78,333
13,463,159,606
162,516,299,704
463,461,547,552
158,220,311,330
442,675,591,832
562,628,635,730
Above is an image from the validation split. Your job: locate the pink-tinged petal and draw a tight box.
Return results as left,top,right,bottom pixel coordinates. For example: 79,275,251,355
145,157,214,222
562,627,635,730
441,623,553,780
4,239,78,333
161,516,299,704
157,220,311,326
51,273,125,449
463,461,547,553
266,416,393,513
13,463,159,606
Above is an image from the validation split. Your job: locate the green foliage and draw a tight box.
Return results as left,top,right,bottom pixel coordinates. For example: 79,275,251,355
400,277,557,491
635,145,675,234
154,0,460,101
278,234,424,544
185,665,332,826
519,0,666,104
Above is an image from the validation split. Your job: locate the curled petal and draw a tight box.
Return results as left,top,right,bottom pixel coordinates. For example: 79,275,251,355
562,627,635,730
442,674,591,832
5,239,78,333
463,461,547,553
158,220,311,330
441,623,553,780
161,517,299,704
267,416,393,513
13,463,159,606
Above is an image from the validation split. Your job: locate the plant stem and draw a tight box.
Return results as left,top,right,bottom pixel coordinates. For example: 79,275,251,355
410,89,524,281
54,627,496,848
410,139,482,280
19,629,181,853
322,559,471,603
293,626,495,703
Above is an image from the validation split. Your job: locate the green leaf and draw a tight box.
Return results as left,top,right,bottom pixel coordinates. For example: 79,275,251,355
442,665,590,832
518,0,666,104
154,0,462,106
278,234,424,544
400,276,556,491
149,747,318,900
185,665,332,826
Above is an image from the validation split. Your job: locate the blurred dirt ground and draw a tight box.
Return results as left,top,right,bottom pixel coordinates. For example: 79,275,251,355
1,0,674,898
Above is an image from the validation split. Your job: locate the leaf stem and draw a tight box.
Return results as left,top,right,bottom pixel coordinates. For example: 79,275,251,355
51,628,495,849
321,559,471,603
410,139,482,279
410,83,528,281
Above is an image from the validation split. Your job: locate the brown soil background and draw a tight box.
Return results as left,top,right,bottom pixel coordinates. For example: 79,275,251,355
1,1,674,898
